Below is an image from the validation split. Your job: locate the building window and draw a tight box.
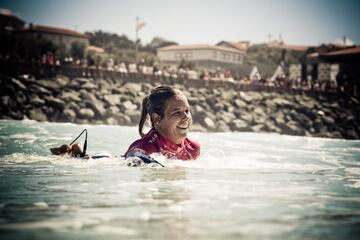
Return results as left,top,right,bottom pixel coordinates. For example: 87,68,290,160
213,51,217,59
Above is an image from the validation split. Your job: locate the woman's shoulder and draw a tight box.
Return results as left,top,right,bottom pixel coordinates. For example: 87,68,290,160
125,131,159,157
184,137,200,159
185,137,200,149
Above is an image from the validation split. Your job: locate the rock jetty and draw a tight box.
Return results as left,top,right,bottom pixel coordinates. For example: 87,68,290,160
1,74,359,139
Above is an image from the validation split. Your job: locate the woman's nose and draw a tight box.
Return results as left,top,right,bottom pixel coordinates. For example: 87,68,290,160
182,111,190,119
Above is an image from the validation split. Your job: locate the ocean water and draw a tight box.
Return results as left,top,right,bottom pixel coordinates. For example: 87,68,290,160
0,119,359,240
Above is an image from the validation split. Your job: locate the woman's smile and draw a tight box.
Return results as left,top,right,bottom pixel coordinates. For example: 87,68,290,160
155,94,192,145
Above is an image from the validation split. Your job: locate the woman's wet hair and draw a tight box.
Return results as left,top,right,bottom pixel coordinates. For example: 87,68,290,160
139,85,181,137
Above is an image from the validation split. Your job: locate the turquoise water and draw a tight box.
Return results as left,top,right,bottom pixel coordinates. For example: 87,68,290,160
0,119,359,239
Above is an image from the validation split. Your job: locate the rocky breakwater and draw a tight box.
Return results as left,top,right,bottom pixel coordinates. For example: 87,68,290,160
1,74,359,139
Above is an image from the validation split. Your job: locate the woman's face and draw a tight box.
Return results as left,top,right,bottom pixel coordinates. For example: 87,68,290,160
154,94,192,145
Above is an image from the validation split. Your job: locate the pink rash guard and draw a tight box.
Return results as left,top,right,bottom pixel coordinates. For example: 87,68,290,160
124,128,200,160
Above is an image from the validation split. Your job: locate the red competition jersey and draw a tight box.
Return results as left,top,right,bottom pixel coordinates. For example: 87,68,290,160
124,128,200,160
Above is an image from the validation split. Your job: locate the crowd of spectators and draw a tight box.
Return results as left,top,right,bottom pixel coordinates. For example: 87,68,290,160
1,52,358,98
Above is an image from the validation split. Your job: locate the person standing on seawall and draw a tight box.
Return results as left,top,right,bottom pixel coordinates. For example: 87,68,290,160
124,85,200,161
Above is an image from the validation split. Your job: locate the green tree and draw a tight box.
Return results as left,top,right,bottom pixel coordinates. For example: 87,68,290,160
56,42,68,60
71,41,86,59
142,37,177,53
86,30,135,52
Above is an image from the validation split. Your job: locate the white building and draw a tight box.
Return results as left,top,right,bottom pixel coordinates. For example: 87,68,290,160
289,64,302,80
157,44,245,69
318,63,339,82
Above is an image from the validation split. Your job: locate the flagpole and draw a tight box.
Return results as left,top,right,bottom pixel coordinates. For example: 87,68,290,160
135,16,139,63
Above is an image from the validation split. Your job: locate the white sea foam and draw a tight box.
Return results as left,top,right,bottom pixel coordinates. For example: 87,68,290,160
0,120,359,240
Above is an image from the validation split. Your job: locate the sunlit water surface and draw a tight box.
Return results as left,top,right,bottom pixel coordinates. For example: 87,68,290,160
0,120,359,240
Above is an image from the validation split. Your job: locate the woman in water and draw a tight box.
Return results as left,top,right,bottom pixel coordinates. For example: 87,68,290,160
124,85,200,161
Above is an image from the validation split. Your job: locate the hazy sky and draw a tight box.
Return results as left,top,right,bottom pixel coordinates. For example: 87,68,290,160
1,0,359,46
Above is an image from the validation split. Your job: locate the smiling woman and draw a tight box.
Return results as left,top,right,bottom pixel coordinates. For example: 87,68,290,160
124,85,200,161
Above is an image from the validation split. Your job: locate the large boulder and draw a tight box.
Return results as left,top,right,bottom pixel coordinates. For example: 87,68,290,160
28,108,48,122
78,108,95,119
114,113,132,125
237,111,253,123
67,102,80,112
230,119,250,131
1,96,11,107
205,96,218,108
105,117,118,125
217,120,231,132
121,100,138,111
29,84,52,96
11,78,27,91
104,94,121,106
281,120,303,135
45,96,66,110
55,75,70,87
187,96,199,105
73,77,89,85
125,110,141,124
217,111,236,124
322,115,336,125
82,82,98,91
272,97,293,108
273,111,286,125
251,92,263,101
60,91,82,102
63,108,76,121
37,79,61,91
223,102,235,112
85,99,106,117
190,123,207,132
79,90,97,102
106,106,120,116
203,117,216,130
263,120,281,133
141,83,153,93
264,99,276,109
67,80,81,90
98,79,112,91
15,91,27,105
233,98,247,108
238,91,252,103
222,89,236,101
29,95,45,106
251,124,265,132
123,83,142,97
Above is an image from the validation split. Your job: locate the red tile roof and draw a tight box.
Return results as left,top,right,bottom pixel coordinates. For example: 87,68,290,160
217,41,249,51
158,44,243,53
323,46,360,56
17,24,88,38
268,43,309,52
306,52,319,58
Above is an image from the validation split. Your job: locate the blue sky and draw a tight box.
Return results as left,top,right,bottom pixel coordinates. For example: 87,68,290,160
1,0,359,46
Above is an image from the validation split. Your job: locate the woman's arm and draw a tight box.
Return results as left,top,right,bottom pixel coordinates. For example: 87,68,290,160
125,149,164,167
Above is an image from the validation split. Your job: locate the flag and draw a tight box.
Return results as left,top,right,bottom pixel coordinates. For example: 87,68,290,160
136,21,146,31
